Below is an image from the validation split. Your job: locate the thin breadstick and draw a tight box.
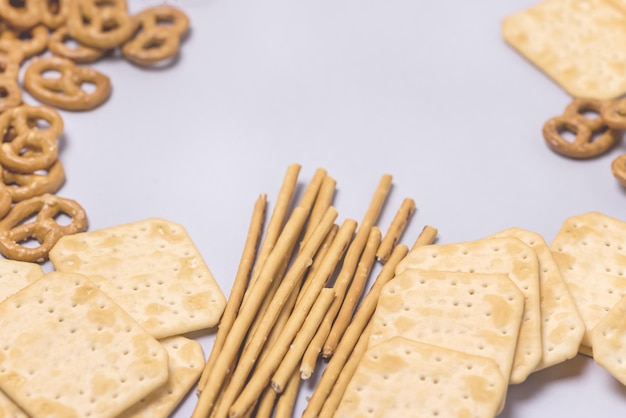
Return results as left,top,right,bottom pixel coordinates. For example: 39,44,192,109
274,368,301,418
191,206,311,418
210,208,338,418
296,224,339,306
322,226,381,357
319,319,374,417
197,194,267,393
411,224,438,251
376,197,416,263
298,168,327,213
301,243,409,418
229,288,337,417
300,175,392,377
302,175,336,244
271,288,336,393
252,387,277,418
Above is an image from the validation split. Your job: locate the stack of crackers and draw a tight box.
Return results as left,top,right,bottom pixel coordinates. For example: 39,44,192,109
0,218,227,418
331,212,626,417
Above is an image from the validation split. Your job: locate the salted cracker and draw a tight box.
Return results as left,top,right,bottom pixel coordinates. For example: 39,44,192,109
119,336,205,418
591,294,626,385
369,269,523,386
335,337,506,418
49,218,227,339
550,211,626,351
488,227,585,371
395,237,542,384
0,272,169,418
502,0,626,99
0,259,44,303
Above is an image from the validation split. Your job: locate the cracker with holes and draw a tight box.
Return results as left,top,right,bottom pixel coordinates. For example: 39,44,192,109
487,227,585,371
119,336,204,418
591,294,626,385
0,259,44,303
369,269,524,389
550,211,626,353
395,237,542,384
49,218,227,339
335,336,506,418
502,0,626,99
0,272,169,418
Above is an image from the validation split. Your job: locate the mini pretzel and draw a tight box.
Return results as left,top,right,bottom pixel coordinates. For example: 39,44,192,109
0,24,49,59
0,0,43,30
542,108,619,159
0,193,88,263
41,0,69,29
612,154,626,188
3,159,65,201
67,0,137,50
601,98,626,130
0,105,64,145
0,128,58,173
23,55,111,111
121,5,190,66
49,25,108,63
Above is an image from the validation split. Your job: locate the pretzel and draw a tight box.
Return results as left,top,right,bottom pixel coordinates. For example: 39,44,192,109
612,154,626,188
121,5,190,66
0,77,22,113
601,98,626,130
48,25,108,63
542,98,619,159
67,0,137,50
0,0,43,30
0,104,65,141
23,55,111,111
0,193,88,263
0,24,49,59
0,167,13,219
3,159,66,202
41,0,69,29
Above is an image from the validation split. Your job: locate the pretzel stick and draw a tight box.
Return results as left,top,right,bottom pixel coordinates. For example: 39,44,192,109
229,288,336,417
191,206,311,418
301,243,409,418
376,197,416,263
253,387,277,418
318,319,374,417
210,207,337,418
300,175,392,377
411,224,438,251
274,368,301,418
302,175,336,244
197,194,267,393
271,288,336,393
322,226,381,357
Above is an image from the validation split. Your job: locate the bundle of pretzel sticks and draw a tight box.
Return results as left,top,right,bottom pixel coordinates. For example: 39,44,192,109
191,164,438,418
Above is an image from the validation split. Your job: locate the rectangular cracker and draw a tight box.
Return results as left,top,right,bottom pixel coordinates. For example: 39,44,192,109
488,227,585,371
49,218,227,339
335,337,507,418
0,272,169,418
369,269,524,387
502,0,626,99
0,259,44,303
550,211,626,349
119,336,205,418
395,237,542,384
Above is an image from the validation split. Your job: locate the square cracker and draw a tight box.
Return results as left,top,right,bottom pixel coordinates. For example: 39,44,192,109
119,336,205,418
395,236,542,384
0,259,44,303
487,227,585,371
369,269,524,387
49,218,227,339
335,337,506,418
502,0,626,99
550,211,626,350
0,272,169,418
591,294,626,385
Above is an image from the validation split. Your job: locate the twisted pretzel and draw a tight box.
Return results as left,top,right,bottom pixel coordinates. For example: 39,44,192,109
3,159,65,202
23,55,111,111
0,104,64,144
542,98,619,159
0,194,88,263
0,24,49,59
122,5,189,66
49,25,108,63
0,0,43,30
67,0,137,50
41,0,69,29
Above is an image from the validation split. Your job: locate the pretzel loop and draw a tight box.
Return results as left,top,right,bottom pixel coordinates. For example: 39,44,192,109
23,56,111,111
3,159,65,202
0,24,49,59
67,0,137,50
0,0,43,30
41,0,70,29
49,25,108,63
0,194,88,263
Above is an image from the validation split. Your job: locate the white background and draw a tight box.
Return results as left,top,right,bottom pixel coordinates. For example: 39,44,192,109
26,0,626,416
